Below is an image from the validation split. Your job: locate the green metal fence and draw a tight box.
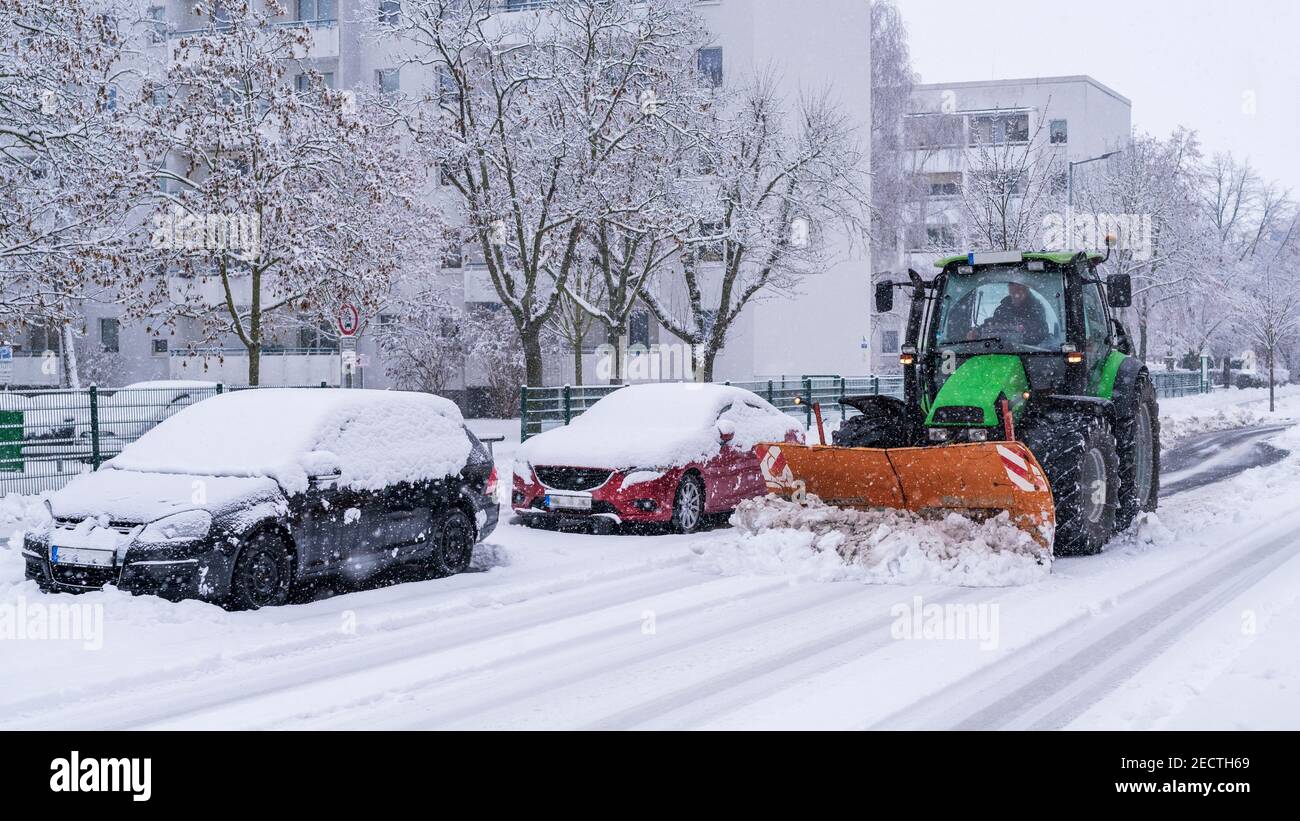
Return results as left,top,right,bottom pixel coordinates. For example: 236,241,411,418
0,382,329,498
520,370,1207,441
519,374,908,441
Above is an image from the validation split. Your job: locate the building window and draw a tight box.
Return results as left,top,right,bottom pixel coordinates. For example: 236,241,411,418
904,113,963,149
697,47,723,88
969,112,1029,146
297,0,337,21
1049,119,1068,144
376,68,400,95
697,221,724,262
147,6,166,43
99,318,120,353
927,172,960,197
881,330,900,353
630,310,651,348
152,339,169,356
443,245,463,269
26,321,60,354
378,0,400,26
212,2,231,25
926,224,958,250
297,319,335,351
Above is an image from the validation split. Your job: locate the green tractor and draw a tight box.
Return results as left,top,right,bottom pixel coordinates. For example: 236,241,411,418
767,249,1160,556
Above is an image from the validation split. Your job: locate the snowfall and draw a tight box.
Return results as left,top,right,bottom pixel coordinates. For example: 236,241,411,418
1,385,1299,730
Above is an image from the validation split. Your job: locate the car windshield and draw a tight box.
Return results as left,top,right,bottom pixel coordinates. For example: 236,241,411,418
932,265,1066,352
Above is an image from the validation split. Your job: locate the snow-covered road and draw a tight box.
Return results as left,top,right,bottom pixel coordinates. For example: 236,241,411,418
2,388,1299,730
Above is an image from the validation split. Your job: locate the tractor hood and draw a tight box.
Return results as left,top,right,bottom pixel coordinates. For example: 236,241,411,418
926,354,1030,427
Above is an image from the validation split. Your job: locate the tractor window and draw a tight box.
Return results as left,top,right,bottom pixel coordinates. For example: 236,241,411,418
1082,282,1109,348
933,266,1066,352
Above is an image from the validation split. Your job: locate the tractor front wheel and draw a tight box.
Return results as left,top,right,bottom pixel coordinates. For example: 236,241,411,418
1026,417,1119,556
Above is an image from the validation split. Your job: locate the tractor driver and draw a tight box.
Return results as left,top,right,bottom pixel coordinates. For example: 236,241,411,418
971,281,1050,345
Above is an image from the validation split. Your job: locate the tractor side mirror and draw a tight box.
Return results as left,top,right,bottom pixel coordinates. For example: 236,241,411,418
874,281,894,313
1106,273,1132,308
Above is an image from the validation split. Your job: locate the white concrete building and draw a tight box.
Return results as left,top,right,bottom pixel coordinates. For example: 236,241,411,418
6,0,872,399
870,75,1132,373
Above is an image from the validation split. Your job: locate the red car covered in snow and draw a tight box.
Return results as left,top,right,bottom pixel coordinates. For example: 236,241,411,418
512,383,803,533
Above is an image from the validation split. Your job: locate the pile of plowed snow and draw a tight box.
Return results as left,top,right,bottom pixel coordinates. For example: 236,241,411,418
691,496,1051,587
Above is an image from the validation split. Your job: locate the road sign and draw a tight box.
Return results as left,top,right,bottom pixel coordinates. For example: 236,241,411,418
338,305,360,337
0,345,12,383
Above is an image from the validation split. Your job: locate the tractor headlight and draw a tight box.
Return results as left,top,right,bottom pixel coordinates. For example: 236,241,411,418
927,428,951,442
966,428,989,442
135,510,213,546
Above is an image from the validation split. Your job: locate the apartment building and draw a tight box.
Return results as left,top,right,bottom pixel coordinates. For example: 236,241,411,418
870,75,1132,373
5,0,872,396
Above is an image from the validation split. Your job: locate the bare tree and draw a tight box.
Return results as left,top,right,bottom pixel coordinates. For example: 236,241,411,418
376,290,467,396
0,0,153,381
131,1,437,385
958,114,1063,251
643,76,870,381
400,0,708,387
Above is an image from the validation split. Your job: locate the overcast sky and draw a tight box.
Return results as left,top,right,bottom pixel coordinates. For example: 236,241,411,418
893,0,1300,192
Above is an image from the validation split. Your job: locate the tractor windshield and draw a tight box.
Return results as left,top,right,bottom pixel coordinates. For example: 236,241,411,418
932,265,1066,352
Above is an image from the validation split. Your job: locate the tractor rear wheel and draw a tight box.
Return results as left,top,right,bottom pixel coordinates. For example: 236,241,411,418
1115,377,1161,530
1025,416,1119,556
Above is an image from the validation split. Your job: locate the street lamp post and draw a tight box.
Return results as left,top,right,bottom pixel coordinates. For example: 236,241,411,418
1066,149,1121,249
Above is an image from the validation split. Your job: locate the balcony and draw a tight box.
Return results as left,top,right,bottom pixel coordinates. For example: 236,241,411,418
169,18,339,63
169,348,342,386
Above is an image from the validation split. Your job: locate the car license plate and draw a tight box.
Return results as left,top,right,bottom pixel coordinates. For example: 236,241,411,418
545,494,592,511
50,546,115,567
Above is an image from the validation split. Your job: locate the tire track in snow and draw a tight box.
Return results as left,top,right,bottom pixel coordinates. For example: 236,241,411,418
320,581,897,730
1,562,713,729
871,507,1300,730
586,587,988,730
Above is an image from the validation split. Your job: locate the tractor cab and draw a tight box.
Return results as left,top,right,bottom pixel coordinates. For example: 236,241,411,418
875,250,1135,443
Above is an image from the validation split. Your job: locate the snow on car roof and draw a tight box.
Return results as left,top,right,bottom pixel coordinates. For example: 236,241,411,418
106,388,471,494
517,382,801,469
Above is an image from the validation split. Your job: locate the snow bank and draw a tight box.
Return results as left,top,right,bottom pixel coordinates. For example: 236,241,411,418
692,496,1051,587
108,389,471,494
517,383,801,469
1159,384,1300,445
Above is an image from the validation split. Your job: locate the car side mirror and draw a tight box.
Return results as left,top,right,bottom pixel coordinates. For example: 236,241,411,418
1106,274,1132,308
874,281,894,313
717,419,736,444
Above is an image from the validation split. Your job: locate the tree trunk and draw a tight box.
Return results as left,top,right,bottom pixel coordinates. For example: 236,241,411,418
1269,349,1275,413
61,323,81,389
247,343,261,387
1137,319,1149,364
572,342,583,387
1223,356,1231,389
522,328,544,388
605,326,626,385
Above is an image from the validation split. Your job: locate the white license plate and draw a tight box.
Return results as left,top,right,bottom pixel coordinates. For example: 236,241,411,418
50,546,115,567
546,494,592,511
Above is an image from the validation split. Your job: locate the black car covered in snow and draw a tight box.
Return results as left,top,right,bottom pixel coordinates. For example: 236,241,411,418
23,388,498,609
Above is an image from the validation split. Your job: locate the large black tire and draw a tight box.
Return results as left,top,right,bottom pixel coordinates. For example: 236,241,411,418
229,530,294,610
833,414,896,448
671,473,705,534
430,508,476,577
1115,377,1161,530
1024,416,1120,556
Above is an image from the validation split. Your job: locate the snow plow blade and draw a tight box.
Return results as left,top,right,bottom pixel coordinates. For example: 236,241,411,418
755,441,1055,548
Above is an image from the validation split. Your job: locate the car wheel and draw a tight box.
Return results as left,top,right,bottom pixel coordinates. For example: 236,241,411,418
671,473,705,534
431,508,476,577
229,531,294,610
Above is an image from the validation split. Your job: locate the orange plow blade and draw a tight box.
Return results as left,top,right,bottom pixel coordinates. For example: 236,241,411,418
755,441,1055,548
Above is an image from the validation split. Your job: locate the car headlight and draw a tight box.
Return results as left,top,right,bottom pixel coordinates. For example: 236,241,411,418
620,469,666,491
513,461,534,484
135,510,213,546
